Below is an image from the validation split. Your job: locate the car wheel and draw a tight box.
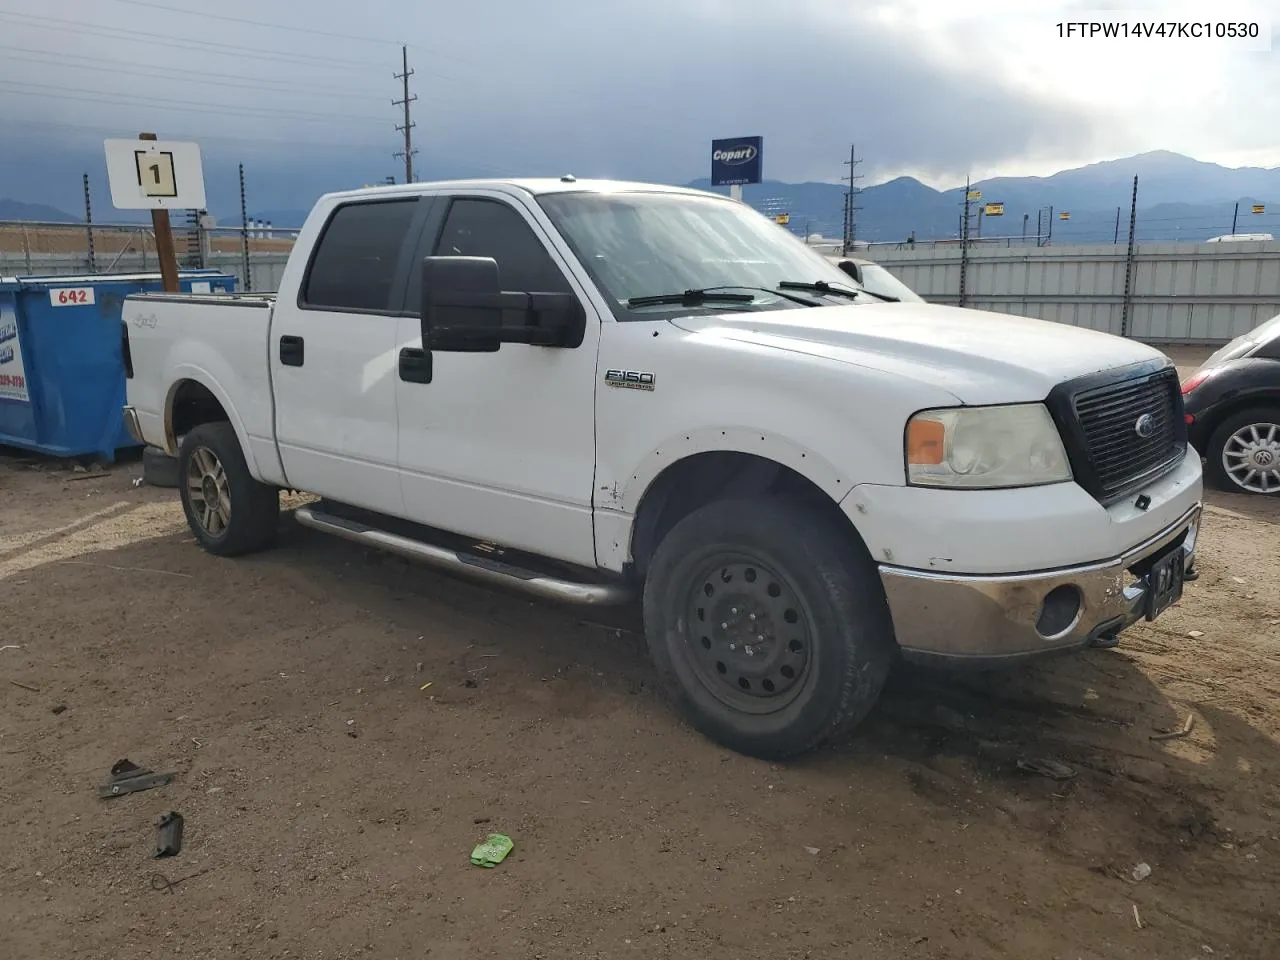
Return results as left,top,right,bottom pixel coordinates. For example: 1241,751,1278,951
1205,406,1280,496
178,421,280,556
642,496,895,760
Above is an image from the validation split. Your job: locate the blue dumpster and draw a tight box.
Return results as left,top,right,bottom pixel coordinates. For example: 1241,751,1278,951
0,269,237,461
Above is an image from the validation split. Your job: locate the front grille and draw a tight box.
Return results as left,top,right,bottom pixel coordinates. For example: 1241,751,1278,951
1071,367,1184,501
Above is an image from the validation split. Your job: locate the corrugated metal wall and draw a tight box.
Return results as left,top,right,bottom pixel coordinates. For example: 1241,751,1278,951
869,241,1280,343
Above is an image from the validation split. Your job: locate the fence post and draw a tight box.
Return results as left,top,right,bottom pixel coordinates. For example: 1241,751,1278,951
83,173,96,273
1120,175,1139,338
239,163,252,292
20,224,33,274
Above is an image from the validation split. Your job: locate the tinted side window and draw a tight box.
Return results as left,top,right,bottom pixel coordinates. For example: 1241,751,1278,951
432,198,571,294
302,199,418,312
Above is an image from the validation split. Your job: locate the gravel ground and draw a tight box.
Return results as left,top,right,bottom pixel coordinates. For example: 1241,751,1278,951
2,346,1278,960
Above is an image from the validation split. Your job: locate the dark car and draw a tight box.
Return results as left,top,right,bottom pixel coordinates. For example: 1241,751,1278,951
1181,313,1280,496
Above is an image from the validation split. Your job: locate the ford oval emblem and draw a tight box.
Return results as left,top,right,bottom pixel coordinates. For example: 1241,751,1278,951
1134,413,1157,439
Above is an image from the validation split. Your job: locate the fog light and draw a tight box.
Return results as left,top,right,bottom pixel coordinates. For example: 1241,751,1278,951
1036,585,1083,639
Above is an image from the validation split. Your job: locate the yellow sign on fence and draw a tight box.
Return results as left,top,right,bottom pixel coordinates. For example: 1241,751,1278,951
984,202,1004,216
967,190,982,201
1252,204,1266,214
773,213,790,225
1059,211,1071,221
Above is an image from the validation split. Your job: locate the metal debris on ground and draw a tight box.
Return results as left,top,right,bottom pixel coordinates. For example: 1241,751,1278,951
150,866,214,894
155,812,184,858
1015,758,1077,780
1132,862,1152,882
470,833,514,868
98,758,175,799
1150,713,1195,741
1132,903,1143,929
8,679,41,693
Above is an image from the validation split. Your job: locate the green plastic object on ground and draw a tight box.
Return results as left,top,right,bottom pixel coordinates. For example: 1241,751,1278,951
470,833,514,868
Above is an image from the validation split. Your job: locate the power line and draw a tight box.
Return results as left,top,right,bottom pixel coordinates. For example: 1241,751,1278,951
0,79,389,125
103,0,404,45
0,49,390,101
0,10,387,70
393,44,418,184
4,115,391,151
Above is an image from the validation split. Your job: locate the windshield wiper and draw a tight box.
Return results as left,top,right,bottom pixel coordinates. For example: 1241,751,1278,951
626,285,821,309
778,279,900,303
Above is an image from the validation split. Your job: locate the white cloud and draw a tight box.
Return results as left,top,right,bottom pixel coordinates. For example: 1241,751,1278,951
0,0,1276,204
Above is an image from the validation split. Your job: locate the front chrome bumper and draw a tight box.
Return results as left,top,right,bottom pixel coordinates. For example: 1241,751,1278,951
122,405,144,444
879,503,1201,666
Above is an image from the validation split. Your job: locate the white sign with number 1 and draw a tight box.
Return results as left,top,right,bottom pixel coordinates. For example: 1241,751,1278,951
104,139,206,210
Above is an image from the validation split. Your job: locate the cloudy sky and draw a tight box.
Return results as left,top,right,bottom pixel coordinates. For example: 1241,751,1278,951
0,0,1277,208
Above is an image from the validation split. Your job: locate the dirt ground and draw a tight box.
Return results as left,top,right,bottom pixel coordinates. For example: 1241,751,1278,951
3,346,1278,960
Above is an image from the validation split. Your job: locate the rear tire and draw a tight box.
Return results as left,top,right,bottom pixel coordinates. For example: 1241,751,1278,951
178,422,280,556
642,496,895,760
1205,406,1280,496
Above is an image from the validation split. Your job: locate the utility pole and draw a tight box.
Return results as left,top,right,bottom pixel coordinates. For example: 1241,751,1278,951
841,144,863,254
1231,201,1239,234
1022,213,1029,242
393,44,418,184
82,173,95,273
1114,206,1121,244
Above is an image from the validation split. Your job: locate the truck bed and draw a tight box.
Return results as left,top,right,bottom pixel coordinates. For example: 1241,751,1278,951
123,291,277,472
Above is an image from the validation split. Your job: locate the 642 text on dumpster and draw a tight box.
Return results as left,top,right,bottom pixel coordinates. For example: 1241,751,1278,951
49,287,95,307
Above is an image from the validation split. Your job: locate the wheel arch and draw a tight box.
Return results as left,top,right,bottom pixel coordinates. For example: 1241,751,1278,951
163,373,259,476
627,447,870,581
1196,391,1280,447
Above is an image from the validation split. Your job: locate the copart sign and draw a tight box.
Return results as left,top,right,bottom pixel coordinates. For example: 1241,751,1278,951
711,136,763,187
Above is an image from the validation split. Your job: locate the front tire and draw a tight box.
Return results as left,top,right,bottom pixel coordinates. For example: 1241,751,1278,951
1205,406,1280,496
642,497,895,760
178,421,280,556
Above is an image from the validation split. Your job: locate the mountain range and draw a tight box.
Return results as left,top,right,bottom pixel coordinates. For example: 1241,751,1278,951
3,150,1278,244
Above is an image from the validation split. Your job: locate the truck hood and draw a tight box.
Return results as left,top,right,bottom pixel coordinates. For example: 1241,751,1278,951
669,301,1167,404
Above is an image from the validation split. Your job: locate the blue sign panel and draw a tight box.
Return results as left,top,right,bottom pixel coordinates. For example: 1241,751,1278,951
711,136,763,187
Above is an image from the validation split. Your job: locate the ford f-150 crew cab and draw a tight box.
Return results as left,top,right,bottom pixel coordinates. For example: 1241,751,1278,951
121,177,1203,760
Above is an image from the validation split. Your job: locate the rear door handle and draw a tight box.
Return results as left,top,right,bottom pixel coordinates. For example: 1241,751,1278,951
398,347,432,384
279,335,304,367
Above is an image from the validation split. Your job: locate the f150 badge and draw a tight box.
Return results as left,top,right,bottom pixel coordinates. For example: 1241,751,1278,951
604,369,655,392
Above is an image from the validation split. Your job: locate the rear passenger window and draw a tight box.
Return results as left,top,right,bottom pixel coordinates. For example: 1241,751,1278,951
302,199,418,312
432,198,572,295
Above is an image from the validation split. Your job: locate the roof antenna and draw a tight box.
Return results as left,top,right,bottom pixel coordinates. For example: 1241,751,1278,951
560,174,577,183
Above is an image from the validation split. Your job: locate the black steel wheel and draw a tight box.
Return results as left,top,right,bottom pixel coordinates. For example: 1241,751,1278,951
643,496,895,760
681,556,816,714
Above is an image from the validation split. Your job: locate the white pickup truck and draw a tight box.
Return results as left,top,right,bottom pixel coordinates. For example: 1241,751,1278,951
121,177,1203,759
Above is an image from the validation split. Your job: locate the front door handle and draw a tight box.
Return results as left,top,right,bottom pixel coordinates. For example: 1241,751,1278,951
279,335,304,367
398,346,432,384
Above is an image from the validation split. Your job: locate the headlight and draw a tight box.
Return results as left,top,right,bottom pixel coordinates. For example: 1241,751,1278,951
905,403,1072,488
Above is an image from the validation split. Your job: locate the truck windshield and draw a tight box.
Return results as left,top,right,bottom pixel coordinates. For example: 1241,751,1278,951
537,190,872,320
